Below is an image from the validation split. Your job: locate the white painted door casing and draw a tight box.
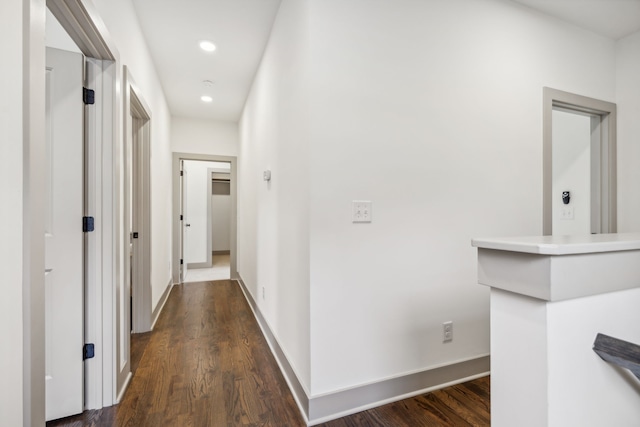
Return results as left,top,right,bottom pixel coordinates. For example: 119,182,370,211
180,162,188,282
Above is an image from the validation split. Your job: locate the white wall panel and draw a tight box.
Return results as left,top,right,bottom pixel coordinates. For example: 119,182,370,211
171,117,238,157
552,110,591,235
239,0,312,391
241,0,622,400
212,194,231,251
616,31,640,233
92,0,173,313
0,0,25,423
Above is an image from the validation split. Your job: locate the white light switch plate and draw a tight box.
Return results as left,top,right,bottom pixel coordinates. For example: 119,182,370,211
352,201,372,223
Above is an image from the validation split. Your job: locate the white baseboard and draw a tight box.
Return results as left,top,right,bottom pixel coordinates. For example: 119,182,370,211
235,275,490,426
307,358,490,425
150,278,173,330
236,276,310,424
116,371,132,404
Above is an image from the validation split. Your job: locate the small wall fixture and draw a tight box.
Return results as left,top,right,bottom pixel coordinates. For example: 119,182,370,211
263,170,271,181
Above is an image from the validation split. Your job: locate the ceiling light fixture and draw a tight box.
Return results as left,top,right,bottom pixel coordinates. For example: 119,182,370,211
199,40,216,52
201,95,213,103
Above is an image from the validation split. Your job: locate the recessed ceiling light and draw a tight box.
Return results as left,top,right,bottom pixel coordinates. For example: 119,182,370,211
199,40,216,52
201,95,213,103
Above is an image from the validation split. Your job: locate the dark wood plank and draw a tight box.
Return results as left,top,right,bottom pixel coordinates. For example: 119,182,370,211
318,377,490,427
48,280,490,427
593,333,640,380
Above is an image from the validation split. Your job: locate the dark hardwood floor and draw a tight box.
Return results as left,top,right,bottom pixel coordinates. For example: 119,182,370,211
47,280,490,426
316,376,490,427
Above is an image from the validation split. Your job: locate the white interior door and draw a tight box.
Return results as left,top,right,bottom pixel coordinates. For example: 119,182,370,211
45,47,84,421
180,162,189,282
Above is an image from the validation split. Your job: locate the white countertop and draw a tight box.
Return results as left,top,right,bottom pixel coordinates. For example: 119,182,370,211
472,232,640,255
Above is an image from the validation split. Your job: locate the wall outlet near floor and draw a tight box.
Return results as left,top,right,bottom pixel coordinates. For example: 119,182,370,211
262,287,266,300
443,321,453,342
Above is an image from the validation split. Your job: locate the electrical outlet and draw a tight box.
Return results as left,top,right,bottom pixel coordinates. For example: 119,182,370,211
262,287,265,300
560,207,574,220
352,201,372,223
443,321,453,343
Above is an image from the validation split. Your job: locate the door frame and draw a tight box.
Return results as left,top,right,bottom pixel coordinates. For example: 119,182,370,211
179,161,188,282
172,153,238,284
123,66,152,338
39,0,121,417
542,87,617,235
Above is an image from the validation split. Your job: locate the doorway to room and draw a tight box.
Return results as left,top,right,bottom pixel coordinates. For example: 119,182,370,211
44,2,119,420
172,153,238,285
543,87,617,236
182,161,232,282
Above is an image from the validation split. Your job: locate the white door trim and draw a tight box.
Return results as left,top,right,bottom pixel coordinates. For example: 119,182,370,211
24,3,48,424
179,161,188,282
45,0,121,413
123,66,153,338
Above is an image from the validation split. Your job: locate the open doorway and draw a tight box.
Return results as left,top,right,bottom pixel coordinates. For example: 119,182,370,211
181,160,232,282
543,87,617,236
126,67,152,332
173,153,238,285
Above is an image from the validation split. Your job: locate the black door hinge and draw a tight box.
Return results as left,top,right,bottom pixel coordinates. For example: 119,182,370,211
133,232,139,239
180,170,184,176
180,214,183,220
83,216,95,232
83,343,95,360
83,87,95,105
180,259,184,265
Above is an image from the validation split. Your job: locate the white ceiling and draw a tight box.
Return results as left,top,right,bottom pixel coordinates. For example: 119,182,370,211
132,0,281,122
132,0,640,123
511,0,640,40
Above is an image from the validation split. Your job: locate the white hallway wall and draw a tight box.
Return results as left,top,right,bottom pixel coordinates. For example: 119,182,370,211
240,0,623,403
616,31,640,232
551,110,591,235
171,116,238,157
0,0,25,424
308,0,615,395
92,0,173,310
239,0,312,392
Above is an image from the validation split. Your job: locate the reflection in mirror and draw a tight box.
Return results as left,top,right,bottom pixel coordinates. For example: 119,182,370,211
543,87,617,236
